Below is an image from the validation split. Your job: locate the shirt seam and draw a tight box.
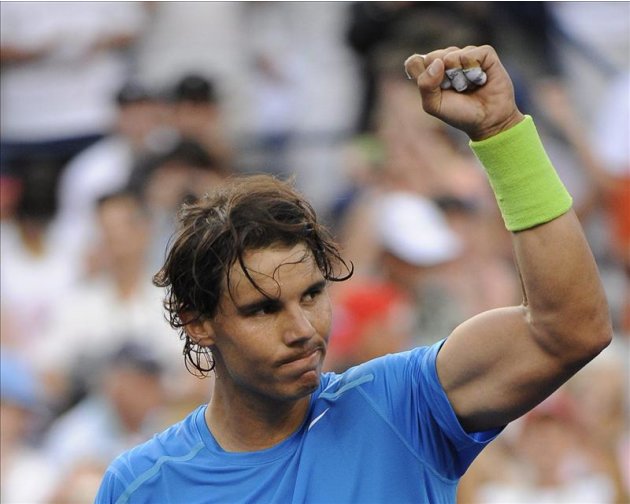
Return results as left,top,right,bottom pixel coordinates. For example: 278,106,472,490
356,386,458,485
114,442,205,504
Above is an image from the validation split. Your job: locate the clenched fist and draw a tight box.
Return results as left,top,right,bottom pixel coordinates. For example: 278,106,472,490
404,45,525,141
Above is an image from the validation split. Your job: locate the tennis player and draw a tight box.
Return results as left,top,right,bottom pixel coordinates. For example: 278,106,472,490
95,45,612,504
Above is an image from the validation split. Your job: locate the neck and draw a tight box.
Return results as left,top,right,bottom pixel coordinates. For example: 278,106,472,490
205,380,311,453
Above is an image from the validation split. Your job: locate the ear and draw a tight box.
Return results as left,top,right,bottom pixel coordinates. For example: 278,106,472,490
180,312,215,347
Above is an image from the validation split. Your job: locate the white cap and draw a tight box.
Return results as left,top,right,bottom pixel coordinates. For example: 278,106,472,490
376,191,462,267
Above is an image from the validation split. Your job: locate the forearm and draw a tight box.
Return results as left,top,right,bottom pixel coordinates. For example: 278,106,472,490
513,211,611,360
471,118,612,361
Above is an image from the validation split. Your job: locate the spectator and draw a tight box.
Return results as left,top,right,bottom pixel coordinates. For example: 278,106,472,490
339,188,465,346
346,2,490,132
0,2,148,222
0,350,56,503
130,139,230,272
325,279,415,372
462,391,622,503
36,190,180,411
0,182,79,365
169,73,234,169
42,343,168,479
54,80,177,273
591,71,630,334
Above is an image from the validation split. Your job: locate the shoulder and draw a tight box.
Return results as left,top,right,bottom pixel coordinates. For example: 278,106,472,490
347,343,442,383
318,342,442,400
104,406,206,487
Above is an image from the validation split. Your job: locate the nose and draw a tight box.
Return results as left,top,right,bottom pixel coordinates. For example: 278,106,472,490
282,304,316,345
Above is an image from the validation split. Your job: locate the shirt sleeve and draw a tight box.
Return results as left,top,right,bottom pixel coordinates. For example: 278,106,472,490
365,341,502,480
414,339,503,477
94,468,125,504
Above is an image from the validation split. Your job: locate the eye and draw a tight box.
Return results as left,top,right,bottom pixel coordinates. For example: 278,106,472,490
242,301,281,317
255,304,279,316
302,285,324,303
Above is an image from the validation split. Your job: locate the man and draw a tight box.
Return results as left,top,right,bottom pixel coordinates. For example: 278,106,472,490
95,45,612,503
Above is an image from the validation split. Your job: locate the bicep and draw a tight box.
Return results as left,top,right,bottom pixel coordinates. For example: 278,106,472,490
436,306,579,432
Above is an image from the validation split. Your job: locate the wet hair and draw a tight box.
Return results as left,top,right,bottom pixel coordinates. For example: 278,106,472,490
153,174,353,377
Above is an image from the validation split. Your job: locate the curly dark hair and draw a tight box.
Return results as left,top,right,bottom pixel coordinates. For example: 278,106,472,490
153,174,353,377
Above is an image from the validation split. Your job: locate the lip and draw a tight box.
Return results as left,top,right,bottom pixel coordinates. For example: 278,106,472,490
278,347,323,372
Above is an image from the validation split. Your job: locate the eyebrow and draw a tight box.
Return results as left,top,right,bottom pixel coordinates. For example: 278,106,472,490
236,297,281,316
235,280,327,316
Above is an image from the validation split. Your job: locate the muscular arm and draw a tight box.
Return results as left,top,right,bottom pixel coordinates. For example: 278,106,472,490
439,210,610,431
405,46,612,432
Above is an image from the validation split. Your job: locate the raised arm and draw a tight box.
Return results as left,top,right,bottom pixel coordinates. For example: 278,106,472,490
405,45,612,432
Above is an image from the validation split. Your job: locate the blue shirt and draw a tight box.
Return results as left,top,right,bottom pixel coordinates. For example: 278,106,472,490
95,341,501,503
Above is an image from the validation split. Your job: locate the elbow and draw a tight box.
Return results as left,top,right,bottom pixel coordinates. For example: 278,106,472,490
582,296,614,357
590,311,614,355
529,299,613,364
580,319,613,362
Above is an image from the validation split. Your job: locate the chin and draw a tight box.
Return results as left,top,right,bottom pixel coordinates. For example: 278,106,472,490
286,372,321,400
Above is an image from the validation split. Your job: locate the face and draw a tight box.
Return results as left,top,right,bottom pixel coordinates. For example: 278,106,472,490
200,243,332,404
105,368,165,430
98,196,149,263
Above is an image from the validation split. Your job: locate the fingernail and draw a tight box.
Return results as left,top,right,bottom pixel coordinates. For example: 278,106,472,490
428,60,440,77
463,67,487,86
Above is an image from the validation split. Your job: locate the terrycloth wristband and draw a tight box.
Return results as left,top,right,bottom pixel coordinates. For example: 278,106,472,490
469,115,573,232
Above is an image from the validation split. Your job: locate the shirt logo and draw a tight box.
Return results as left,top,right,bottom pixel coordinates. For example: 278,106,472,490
308,408,330,431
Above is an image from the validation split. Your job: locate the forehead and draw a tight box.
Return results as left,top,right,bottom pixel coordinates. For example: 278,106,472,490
226,243,320,300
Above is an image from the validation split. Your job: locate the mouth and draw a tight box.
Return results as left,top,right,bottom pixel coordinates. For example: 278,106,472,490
278,346,324,372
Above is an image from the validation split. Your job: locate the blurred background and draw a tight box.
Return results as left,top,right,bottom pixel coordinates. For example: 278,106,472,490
0,2,628,502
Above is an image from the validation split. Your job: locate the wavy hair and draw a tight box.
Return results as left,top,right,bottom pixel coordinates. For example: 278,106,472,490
153,174,353,377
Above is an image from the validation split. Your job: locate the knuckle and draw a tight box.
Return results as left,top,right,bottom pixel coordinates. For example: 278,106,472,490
442,53,461,68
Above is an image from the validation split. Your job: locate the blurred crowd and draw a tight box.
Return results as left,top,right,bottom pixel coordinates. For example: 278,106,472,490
0,2,628,503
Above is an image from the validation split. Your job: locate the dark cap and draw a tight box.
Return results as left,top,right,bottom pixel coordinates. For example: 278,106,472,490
116,81,153,106
172,74,216,103
108,342,164,375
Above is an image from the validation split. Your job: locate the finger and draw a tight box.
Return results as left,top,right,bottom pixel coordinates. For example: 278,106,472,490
463,67,487,86
424,46,462,62
457,46,486,86
404,54,426,81
405,46,462,80
424,47,464,91
440,76,452,90
443,49,490,92
404,53,448,93
445,68,468,92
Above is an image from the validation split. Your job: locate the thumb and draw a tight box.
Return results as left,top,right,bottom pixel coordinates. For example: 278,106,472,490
417,59,444,117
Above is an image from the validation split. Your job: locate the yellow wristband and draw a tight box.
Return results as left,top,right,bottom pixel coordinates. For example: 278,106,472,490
470,115,573,232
